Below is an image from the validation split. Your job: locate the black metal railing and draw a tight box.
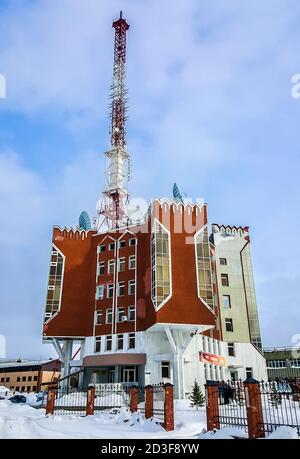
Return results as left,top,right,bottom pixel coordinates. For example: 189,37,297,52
214,379,300,436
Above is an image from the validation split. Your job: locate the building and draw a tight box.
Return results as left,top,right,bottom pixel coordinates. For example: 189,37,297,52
0,359,61,393
264,347,300,381
42,13,267,397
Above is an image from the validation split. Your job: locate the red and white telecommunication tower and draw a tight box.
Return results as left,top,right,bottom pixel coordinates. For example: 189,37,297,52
96,11,131,231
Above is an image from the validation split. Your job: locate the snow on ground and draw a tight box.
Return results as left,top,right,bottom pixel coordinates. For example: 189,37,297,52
0,399,298,439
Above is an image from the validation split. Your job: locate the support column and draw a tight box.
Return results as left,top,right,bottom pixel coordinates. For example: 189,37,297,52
164,383,174,431
244,378,265,439
205,380,220,431
145,385,153,419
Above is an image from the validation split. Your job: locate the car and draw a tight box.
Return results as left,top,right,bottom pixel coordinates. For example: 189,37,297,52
0,396,5,400
9,395,27,404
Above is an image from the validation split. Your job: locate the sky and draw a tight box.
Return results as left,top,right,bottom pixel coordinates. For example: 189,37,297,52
0,0,300,359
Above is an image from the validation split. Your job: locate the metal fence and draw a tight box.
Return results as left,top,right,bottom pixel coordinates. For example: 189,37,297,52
54,384,129,416
259,381,300,436
218,380,248,432
214,380,300,437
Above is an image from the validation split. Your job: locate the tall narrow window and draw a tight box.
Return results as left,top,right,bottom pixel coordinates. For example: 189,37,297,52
96,285,105,300
221,274,229,286
117,334,124,350
195,226,214,309
220,258,227,265
95,336,101,353
118,258,125,272
223,295,231,309
107,284,114,298
106,309,113,324
128,279,135,295
128,305,135,321
225,318,234,332
118,282,125,296
95,310,102,325
161,361,170,378
151,220,171,308
129,255,136,270
44,245,65,322
108,260,115,274
128,333,135,349
98,262,105,275
106,335,112,351
228,342,235,356
119,240,126,248
117,307,125,322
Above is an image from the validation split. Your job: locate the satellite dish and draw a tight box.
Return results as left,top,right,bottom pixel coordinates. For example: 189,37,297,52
79,211,92,230
173,183,184,203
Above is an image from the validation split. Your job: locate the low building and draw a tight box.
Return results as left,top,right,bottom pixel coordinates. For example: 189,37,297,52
264,347,300,381
0,359,61,393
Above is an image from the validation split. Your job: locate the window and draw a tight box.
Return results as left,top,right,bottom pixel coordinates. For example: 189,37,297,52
228,343,235,357
128,279,135,295
98,262,105,275
15,386,19,391
118,257,125,272
99,245,106,253
129,238,136,246
17,377,21,382
267,360,287,368
117,334,124,350
33,376,38,381
161,361,170,378
95,310,102,325
118,282,125,296
28,376,32,382
128,333,135,349
106,335,112,351
117,307,125,323
151,220,171,308
95,336,101,353
109,242,115,251
119,240,126,249
22,376,26,382
21,386,25,391
0,377,4,383
223,295,231,309
221,273,229,286
44,244,64,323
33,386,37,391
106,309,113,324
96,285,104,300
129,255,136,270
225,318,234,332
128,305,135,321
195,226,214,310
108,260,115,275
246,367,253,379
107,284,114,298
220,258,227,265
27,386,31,392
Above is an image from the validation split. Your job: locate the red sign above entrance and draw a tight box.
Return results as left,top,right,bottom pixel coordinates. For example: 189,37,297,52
199,351,227,367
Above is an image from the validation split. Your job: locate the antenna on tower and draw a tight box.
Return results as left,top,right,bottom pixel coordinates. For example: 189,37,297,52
95,12,131,232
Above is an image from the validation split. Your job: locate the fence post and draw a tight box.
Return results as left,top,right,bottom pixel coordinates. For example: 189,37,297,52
86,384,96,416
130,385,138,413
45,386,57,415
243,378,265,439
145,385,153,419
205,380,220,431
164,383,174,431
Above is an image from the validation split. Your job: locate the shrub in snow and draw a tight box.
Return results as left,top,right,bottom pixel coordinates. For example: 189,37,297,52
269,382,282,409
189,380,205,410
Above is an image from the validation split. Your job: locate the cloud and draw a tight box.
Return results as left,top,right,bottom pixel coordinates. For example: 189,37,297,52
0,0,300,355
